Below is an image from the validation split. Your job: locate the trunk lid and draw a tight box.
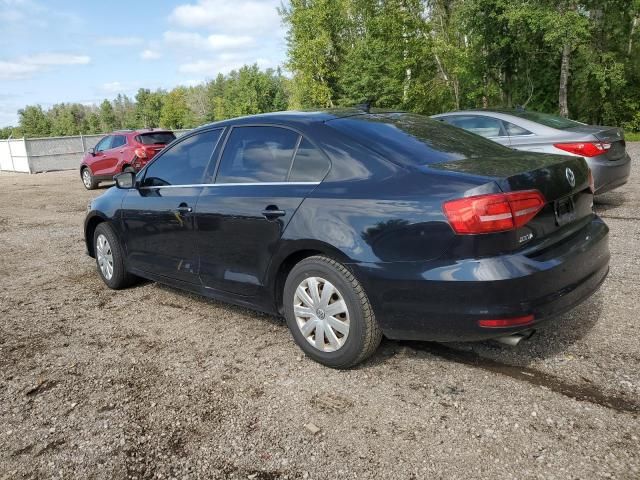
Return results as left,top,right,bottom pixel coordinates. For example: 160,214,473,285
430,152,594,250
565,125,626,161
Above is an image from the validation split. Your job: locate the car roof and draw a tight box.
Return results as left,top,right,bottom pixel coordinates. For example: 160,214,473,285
193,109,370,131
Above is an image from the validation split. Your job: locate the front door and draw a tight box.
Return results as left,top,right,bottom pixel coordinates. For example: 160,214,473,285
196,126,330,296
121,128,224,283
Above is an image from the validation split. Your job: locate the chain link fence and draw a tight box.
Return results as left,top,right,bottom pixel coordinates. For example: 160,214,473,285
0,130,191,173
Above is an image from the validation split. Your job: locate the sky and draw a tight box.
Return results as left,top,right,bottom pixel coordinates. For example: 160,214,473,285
0,0,288,127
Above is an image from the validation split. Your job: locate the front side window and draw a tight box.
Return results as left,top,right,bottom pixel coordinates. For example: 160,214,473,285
142,129,222,187
216,126,299,184
289,139,330,182
95,136,112,152
447,116,505,138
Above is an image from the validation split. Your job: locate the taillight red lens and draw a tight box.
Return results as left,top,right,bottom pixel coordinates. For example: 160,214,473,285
478,315,535,328
134,147,148,159
443,190,546,234
554,142,611,157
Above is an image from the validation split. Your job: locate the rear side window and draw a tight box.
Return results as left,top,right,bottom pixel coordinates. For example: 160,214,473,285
136,132,176,145
142,129,222,187
289,139,330,182
447,116,505,137
504,121,532,136
216,126,299,183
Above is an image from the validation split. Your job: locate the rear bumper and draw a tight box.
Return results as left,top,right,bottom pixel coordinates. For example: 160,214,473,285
588,153,631,194
350,216,609,342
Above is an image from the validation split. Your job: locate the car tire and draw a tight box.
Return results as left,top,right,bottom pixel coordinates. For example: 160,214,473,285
81,167,98,190
283,255,382,369
93,223,135,290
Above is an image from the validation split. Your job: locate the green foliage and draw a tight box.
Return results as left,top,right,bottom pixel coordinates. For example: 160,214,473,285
281,0,640,130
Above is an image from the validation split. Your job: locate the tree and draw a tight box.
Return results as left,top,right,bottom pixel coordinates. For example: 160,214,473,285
99,100,117,132
18,105,51,137
160,87,192,129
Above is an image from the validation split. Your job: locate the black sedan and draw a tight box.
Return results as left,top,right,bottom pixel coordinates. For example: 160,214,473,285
84,110,610,368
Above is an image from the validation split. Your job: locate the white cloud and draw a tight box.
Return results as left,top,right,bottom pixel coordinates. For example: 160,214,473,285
164,31,254,51
169,0,282,35
140,49,162,60
0,53,90,80
98,36,144,47
100,81,125,94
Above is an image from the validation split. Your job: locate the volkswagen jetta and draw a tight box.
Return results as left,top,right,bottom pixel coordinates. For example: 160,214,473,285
84,110,609,368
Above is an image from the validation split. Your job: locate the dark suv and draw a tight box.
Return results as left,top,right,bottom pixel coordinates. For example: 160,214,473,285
80,129,176,189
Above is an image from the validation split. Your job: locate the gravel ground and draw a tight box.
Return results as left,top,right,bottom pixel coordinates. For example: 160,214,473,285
1,145,639,479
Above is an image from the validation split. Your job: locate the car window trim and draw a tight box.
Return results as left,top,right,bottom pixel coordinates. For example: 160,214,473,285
210,123,330,185
138,181,320,190
140,126,225,187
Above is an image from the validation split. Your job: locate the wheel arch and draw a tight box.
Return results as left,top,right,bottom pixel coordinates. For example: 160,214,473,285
84,213,109,257
268,240,354,314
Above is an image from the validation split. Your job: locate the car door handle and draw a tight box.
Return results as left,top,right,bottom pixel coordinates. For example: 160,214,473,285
176,204,192,214
262,205,285,219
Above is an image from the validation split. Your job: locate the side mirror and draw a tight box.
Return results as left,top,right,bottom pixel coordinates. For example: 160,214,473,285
114,171,136,189
88,147,95,156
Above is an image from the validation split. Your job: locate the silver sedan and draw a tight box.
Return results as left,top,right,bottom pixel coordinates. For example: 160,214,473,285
432,109,631,194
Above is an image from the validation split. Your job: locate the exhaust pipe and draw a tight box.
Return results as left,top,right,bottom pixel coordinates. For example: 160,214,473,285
494,330,535,347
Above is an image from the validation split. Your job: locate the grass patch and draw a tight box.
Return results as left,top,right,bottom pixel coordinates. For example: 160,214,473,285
625,131,640,142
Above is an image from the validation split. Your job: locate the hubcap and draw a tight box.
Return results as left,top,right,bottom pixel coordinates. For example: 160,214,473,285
293,276,350,352
82,170,91,188
96,234,114,280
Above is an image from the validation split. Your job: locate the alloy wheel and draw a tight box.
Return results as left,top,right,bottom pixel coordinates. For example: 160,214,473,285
96,234,114,280
82,169,92,189
293,276,350,352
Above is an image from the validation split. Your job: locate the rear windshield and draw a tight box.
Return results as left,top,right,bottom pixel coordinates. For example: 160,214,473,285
327,113,511,165
507,111,584,130
136,132,176,145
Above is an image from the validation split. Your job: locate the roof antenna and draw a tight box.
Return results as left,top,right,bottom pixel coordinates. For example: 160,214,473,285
356,100,372,114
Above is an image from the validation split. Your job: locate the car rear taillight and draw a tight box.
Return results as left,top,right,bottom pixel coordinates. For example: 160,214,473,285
478,315,534,328
554,142,611,157
443,190,546,234
134,147,148,159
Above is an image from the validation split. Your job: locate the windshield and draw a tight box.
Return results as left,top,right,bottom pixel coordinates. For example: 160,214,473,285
327,113,512,166
137,132,176,145
507,111,584,130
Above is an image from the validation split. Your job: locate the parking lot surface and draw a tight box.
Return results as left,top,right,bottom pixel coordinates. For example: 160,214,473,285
1,146,639,479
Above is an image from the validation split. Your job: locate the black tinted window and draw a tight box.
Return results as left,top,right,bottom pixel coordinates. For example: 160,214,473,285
447,116,505,137
289,139,330,182
142,129,222,187
329,113,511,165
111,135,127,148
137,132,176,145
95,136,112,152
216,126,299,183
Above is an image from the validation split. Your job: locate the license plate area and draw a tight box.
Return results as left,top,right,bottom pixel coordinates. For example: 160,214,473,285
554,196,576,226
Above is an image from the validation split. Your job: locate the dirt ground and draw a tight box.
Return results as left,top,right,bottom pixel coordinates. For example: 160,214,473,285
1,146,639,479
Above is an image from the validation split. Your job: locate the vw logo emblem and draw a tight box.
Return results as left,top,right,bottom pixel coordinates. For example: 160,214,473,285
565,167,576,187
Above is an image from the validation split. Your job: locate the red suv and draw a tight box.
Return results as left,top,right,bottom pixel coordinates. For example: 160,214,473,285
80,129,176,189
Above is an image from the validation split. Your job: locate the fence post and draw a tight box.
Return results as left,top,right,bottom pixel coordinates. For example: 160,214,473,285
7,138,15,171
80,134,86,153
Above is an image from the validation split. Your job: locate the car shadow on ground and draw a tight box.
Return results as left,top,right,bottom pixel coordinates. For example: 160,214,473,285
130,272,603,370
594,190,627,213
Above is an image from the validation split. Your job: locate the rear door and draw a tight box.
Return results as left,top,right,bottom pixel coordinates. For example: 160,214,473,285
196,125,329,296
121,128,223,283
